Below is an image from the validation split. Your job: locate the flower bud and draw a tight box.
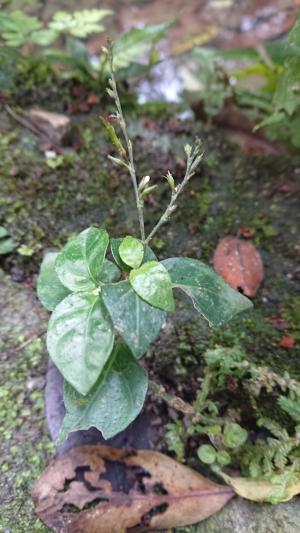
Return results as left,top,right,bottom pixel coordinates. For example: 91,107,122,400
138,175,151,192
165,170,175,191
140,185,157,198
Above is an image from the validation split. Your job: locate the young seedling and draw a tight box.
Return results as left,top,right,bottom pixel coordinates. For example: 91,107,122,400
37,44,252,443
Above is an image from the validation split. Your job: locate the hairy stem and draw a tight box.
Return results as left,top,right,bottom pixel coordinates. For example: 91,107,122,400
108,47,145,242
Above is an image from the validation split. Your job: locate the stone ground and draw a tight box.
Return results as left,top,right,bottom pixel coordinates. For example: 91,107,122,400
0,269,53,532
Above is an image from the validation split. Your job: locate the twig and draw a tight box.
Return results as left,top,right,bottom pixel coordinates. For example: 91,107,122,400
107,45,145,242
149,379,194,415
145,143,203,244
5,105,60,150
105,45,202,245
5,105,42,137
15,330,46,352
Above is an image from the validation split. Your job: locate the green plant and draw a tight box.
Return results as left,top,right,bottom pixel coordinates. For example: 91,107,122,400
37,45,252,443
166,345,300,502
165,421,186,462
0,9,112,46
0,9,173,89
184,13,300,148
0,225,16,254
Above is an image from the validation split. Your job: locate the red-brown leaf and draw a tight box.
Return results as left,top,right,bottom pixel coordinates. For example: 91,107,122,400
279,335,295,349
213,236,264,297
33,445,233,532
269,316,290,331
239,227,255,238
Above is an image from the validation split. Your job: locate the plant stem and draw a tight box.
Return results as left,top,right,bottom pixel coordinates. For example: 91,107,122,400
145,150,202,244
149,379,194,415
108,47,145,242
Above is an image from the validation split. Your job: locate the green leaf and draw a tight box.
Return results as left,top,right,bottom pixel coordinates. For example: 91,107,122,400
37,252,70,311
57,343,148,442
0,226,9,238
0,237,16,254
47,293,114,395
217,450,231,466
49,9,112,38
0,225,16,253
102,280,166,358
129,261,175,312
66,37,93,74
30,29,58,46
99,259,121,284
223,423,248,448
104,20,174,71
143,244,157,263
0,10,41,46
278,396,300,422
162,257,252,326
197,444,217,464
55,227,109,292
111,238,131,272
111,238,156,272
119,236,144,269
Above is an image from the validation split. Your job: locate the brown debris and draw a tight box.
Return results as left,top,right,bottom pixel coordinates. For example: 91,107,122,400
26,109,72,145
213,236,264,297
33,445,233,532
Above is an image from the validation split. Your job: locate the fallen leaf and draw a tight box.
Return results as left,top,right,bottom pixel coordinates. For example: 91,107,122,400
279,335,295,349
192,103,281,156
27,109,71,145
78,103,90,113
171,25,219,55
269,316,290,331
213,236,264,297
33,445,233,532
225,130,280,156
86,94,99,105
239,227,255,238
220,472,300,504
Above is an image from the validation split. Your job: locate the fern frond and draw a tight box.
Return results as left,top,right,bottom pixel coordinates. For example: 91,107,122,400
274,441,293,469
263,417,289,440
278,396,300,422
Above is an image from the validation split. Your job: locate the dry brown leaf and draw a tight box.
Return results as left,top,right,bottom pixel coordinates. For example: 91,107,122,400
171,25,219,55
225,130,281,156
26,109,72,145
33,445,234,532
220,472,300,503
213,236,264,297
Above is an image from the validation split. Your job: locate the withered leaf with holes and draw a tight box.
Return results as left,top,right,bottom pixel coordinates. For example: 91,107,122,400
33,445,233,532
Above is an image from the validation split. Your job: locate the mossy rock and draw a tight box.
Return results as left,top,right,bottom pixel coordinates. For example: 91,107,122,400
0,268,53,531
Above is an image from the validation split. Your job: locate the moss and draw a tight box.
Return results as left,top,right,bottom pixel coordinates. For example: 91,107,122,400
133,100,177,119
281,297,300,342
0,271,53,531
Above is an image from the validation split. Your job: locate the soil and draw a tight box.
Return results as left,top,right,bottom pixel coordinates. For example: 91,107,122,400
1,71,300,530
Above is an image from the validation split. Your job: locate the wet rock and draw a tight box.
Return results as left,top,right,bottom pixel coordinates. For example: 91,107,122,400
26,109,73,146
